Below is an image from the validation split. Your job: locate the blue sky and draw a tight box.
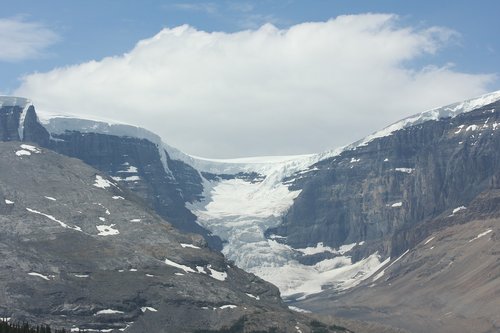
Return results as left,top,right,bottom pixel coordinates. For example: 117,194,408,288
2,1,499,157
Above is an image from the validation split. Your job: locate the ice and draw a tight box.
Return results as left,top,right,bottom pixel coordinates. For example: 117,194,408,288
180,243,200,249
219,305,237,309
140,307,157,313
38,114,175,178
15,150,31,156
391,202,403,207
26,208,82,231
96,224,119,236
146,274,154,277
189,171,386,298
295,242,357,256
44,196,56,201
4,199,14,204
28,272,51,280
74,274,89,278
129,268,137,272
112,196,124,200
469,229,493,242
95,309,124,315
93,175,115,189
0,96,33,140
164,258,195,273
130,219,141,222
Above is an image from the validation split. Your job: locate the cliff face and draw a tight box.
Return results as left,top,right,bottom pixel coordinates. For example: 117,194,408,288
275,101,500,257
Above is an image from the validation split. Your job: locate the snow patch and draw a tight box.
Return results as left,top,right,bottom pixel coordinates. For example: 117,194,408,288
130,219,142,223
219,305,237,310
395,168,414,174
118,165,138,173
93,175,115,189
112,196,124,200
112,175,141,182
424,237,435,245
466,124,478,132
28,272,52,281
245,293,260,300
15,150,31,156
140,307,157,313
74,274,89,278
207,265,227,281
26,208,82,232
164,258,195,273
288,306,311,313
96,224,119,236
469,229,493,242
391,202,403,208
372,249,409,282
44,196,56,201
95,309,124,315
450,206,467,216
4,199,14,205
180,243,200,249
20,144,40,153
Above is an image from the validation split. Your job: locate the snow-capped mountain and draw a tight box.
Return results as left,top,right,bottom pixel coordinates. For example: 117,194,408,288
2,91,500,332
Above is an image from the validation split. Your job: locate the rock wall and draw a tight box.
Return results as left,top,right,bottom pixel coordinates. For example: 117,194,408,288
276,101,500,257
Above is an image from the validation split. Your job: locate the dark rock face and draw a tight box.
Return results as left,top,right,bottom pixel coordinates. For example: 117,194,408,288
275,101,500,258
0,141,333,333
0,105,22,141
0,102,221,250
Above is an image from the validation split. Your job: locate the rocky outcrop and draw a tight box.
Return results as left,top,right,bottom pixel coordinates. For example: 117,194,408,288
275,100,500,258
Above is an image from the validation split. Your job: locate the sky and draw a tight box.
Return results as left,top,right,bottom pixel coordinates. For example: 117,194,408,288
1,0,499,158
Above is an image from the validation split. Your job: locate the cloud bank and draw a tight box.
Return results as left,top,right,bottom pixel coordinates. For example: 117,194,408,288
0,17,58,62
16,14,495,158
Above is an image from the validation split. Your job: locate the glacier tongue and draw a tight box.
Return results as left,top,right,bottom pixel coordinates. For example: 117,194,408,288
187,157,385,299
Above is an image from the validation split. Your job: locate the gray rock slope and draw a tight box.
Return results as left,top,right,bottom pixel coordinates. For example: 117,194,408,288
298,187,500,333
0,141,341,333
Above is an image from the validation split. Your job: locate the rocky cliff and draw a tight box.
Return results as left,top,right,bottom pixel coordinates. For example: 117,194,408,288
274,99,500,260
0,98,221,249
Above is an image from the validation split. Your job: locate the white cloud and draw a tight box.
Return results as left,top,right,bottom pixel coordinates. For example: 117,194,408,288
15,14,495,158
0,17,59,61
